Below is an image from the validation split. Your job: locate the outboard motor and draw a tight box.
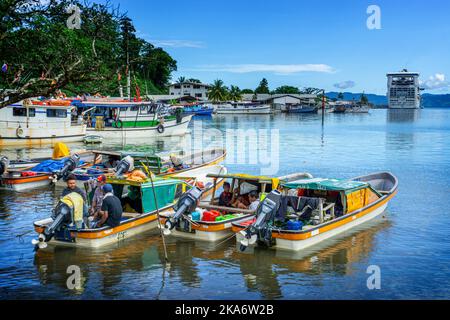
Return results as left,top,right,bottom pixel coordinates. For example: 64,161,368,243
32,201,73,250
115,155,134,176
52,154,81,182
239,190,282,251
0,156,9,175
163,185,208,235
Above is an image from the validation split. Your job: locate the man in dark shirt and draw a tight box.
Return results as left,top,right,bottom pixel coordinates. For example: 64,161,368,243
97,184,123,228
218,182,233,207
62,175,87,202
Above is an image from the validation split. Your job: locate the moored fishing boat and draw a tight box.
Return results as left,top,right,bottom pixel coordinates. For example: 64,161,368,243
215,102,272,114
286,104,318,114
0,99,86,147
74,100,193,139
32,167,226,249
62,148,226,187
83,135,103,144
159,172,313,242
233,172,398,252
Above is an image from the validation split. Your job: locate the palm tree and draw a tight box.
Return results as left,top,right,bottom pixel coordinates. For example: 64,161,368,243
208,79,228,103
177,76,186,84
228,85,242,102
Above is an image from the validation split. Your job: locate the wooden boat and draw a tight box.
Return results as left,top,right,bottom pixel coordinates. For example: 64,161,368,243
215,103,272,114
0,151,96,191
159,172,313,242
62,148,226,187
232,172,398,252
33,167,227,248
0,100,86,146
75,100,193,139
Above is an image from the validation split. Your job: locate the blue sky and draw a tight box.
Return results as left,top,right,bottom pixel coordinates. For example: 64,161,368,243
105,0,450,94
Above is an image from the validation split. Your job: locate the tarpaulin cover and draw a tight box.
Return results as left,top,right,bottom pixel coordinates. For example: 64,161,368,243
31,158,85,173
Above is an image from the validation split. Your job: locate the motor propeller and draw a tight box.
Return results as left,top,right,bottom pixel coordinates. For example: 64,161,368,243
51,154,81,183
115,155,134,176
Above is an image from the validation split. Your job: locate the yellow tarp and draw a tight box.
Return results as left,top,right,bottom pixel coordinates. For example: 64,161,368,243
61,192,84,223
52,142,70,159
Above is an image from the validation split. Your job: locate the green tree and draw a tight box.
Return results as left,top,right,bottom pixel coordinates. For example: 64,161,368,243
301,87,322,95
208,79,228,103
188,78,201,83
360,92,369,104
337,92,344,100
273,85,300,94
241,88,254,94
228,85,242,102
177,76,186,84
255,78,270,94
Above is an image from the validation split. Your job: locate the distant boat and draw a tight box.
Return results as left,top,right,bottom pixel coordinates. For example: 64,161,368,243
83,135,103,144
286,104,317,114
180,104,214,116
215,102,271,114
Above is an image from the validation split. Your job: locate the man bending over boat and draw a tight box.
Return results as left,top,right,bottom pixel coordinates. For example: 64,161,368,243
95,184,123,228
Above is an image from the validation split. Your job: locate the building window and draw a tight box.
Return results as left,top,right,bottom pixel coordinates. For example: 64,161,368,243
174,85,181,89
28,108,36,117
195,93,203,98
194,85,201,89
46,109,67,118
13,107,28,117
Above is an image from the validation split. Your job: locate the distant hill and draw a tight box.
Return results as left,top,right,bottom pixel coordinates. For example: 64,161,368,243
326,92,450,108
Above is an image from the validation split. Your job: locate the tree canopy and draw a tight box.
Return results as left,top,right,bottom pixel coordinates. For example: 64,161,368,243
255,78,270,94
272,85,300,94
0,0,177,108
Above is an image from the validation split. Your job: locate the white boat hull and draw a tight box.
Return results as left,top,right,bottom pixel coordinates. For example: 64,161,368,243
0,178,52,191
86,116,192,139
0,127,86,147
168,228,232,242
215,105,271,114
236,203,387,251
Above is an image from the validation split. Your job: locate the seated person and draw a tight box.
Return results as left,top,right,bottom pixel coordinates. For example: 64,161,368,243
231,188,250,209
218,182,233,207
121,185,143,213
95,184,123,228
248,191,260,211
170,154,189,171
103,157,119,169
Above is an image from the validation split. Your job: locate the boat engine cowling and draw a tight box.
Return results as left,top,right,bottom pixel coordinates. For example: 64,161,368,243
32,201,73,249
0,156,9,175
163,186,204,235
115,155,134,176
239,190,281,251
52,154,81,182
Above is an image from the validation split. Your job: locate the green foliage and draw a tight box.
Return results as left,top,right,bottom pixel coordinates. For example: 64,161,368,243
228,85,242,102
0,0,177,107
255,78,270,94
272,86,300,94
208,79,228,103
337,92,344,100
360,92,369,104
241,89,254,94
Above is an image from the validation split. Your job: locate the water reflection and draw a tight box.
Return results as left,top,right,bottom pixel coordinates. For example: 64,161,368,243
387,109,421,123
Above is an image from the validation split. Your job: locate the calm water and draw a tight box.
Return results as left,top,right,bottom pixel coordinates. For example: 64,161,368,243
1,109,449,299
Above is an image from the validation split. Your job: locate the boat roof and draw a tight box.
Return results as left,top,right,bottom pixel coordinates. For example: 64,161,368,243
206,173,277,184
282,178,369,193
107,176,181,187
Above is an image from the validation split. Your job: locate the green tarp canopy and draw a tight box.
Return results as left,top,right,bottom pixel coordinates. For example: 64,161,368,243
282,178,368,194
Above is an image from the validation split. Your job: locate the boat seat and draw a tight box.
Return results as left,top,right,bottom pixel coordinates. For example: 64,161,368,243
122,212,141,219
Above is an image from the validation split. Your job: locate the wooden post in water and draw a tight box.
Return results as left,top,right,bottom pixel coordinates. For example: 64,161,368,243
321,89,325,126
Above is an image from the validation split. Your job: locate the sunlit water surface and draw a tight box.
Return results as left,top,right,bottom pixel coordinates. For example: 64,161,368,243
0,109,449,299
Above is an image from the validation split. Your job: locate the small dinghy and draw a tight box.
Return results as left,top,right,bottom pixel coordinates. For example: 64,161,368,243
83,135,103,144
159,172,313,242
232,172,398,252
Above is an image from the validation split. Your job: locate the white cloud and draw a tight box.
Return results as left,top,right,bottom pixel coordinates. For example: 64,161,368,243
148,39,205,48
186,64,335,75
334,80,356,90
420,73,449,90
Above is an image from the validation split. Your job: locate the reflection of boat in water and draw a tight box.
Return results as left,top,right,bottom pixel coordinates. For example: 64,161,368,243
233,172,397,252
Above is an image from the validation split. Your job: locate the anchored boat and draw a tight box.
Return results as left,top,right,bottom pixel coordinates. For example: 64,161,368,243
32,165,227,249
0,100,86,146
215,102,272,114
159,172,313,242
74,100,193,139
233,172,398,252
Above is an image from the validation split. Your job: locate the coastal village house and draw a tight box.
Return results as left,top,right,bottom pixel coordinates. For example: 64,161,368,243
169,81,210,101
